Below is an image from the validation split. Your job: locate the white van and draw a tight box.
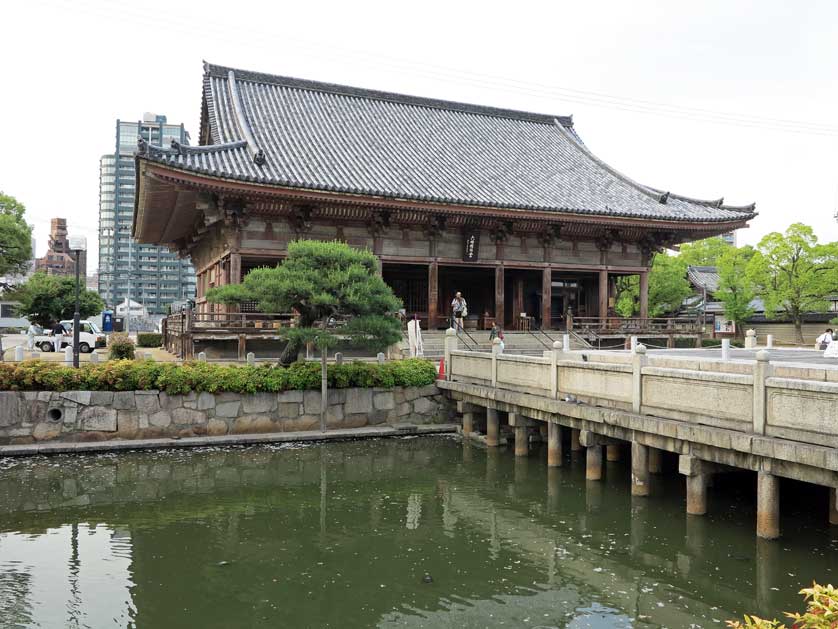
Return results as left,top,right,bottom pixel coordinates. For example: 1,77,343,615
35,320,107,353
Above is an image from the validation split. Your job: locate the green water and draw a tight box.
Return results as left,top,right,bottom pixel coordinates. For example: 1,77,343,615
0,436,836,628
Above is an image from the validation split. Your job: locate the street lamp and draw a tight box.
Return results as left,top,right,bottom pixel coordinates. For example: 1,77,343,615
69,236,87,368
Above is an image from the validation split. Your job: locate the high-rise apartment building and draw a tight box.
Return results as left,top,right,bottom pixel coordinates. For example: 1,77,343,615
98,113,196,314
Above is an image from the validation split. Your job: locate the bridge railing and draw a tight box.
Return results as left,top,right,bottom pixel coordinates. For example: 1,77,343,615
445,337,838,450
570,316,703,335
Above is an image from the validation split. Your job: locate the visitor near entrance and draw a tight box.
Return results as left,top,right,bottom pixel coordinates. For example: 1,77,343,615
26,322,38,351
815,328,833,351
489,322,505,353
406,315,424,357
50,321,67,353
451,292,467,331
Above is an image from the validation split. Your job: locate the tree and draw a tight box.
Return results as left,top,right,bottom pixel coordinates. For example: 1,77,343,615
613,253,692,317
10,272,105,327
714,245,756,338
0,192,33,278
747,224,838,344
678,236,731,267
207,240,403,426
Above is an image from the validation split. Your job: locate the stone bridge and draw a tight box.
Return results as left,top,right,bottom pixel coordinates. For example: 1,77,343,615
437,330,838,539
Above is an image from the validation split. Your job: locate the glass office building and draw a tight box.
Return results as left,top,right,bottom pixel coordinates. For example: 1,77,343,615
98,114,196,314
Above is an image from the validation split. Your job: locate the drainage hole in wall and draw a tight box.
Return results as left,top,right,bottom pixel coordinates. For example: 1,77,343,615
47,408,63,422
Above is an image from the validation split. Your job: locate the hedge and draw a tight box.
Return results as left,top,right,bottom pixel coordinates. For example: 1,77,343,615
136,333,163,348
0,358,438,395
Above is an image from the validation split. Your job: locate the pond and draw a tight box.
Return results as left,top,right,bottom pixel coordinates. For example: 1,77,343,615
0,436,835,628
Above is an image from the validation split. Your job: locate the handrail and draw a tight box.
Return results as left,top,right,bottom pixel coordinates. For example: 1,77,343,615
527,325,554,351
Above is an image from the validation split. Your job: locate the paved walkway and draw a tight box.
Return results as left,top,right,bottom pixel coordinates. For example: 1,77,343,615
0,423,458,457
647,347,838,365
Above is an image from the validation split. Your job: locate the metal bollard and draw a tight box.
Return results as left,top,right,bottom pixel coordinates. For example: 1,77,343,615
721,338,730,361
14,346,24,362
197,352,207,362
246,352,256,365
64,346,73,365
334,352,343,365
377,352,385,365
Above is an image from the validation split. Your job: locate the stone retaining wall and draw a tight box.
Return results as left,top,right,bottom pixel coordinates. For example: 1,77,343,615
0,385,453,445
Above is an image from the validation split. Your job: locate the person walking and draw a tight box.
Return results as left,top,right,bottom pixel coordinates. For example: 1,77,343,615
50,321,67,353
815,328,833,351
26,322,38,351
489,323,505,353
451,292,467,332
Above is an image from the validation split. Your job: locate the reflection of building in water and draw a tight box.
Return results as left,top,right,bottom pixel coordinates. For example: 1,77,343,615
0,525,134,627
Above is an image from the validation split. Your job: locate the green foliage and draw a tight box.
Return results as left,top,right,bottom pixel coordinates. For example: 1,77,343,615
679,236,731,267
0,358,437,393
715,245,757,333
9,272,104,327
0,192,33,277
108,333,135,360
747,224,838,342
207,240,402,362
727,582,838,628
613,253,691,317
136,333,163,348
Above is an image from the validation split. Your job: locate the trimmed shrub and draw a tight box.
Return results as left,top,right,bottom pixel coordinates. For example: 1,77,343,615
0,358,437,394
108,333,135,360
136,333,163,348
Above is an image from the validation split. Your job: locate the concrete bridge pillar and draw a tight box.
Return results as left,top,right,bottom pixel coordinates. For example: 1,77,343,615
585,445,603,481
648,447,663,474
485,408,499,447
631,442,650,496
606,444,621,462
514,426,529,457
757,472,780,540
547,467,560,512
829,488,838,526
458,402,476,437
547,422,562,467
679,455,710,515
570,428,582,452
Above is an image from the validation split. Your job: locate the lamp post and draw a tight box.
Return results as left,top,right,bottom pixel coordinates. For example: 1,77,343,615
69,236,87,368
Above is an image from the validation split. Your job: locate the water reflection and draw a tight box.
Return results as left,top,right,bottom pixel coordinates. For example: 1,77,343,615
0,437,835,628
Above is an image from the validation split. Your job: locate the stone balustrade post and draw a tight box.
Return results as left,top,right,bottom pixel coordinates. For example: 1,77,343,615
550,341,561,398
491,337,502,387
631,343,647,414
721,338,731,361
443,328,458,382
752,350,771,435
64,346,73,365
745,328,757,349
14,346,24,362
562,333,571,353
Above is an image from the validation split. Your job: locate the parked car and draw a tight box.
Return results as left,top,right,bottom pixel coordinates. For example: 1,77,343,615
35,320,107,353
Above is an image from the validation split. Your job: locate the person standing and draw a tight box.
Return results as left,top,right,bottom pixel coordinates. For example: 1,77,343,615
26,322,38,351
51,321,67,353
406,314,424,358
451,292,467,332
489,323,505,353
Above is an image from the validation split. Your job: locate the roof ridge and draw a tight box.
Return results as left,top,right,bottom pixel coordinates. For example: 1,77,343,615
203,61,573,127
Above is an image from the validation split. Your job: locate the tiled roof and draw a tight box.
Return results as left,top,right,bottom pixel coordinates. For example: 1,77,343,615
687,266,721,292
138,62,757,224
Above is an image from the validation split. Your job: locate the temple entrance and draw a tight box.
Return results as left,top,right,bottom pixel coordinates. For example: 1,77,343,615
383,263,428,320
551,272,598,326
438,265,495,329
503,269,543,330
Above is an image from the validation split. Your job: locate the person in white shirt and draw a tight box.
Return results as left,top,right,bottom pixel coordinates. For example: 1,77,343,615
815,328,833,351
26,323,38,350
451,292,467,332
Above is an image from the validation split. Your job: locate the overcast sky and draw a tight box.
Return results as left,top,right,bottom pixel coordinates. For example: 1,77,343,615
2,0,837,271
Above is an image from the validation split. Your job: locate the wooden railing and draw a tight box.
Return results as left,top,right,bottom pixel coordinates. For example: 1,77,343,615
569,316,702,335
190,312,296,331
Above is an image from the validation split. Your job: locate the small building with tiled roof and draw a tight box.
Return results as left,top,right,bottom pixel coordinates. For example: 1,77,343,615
134,62,756,337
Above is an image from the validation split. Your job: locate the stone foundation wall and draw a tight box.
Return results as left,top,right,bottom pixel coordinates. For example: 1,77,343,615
0,385,453,445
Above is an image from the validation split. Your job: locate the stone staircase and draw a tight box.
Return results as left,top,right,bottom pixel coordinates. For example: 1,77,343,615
400,329,591,359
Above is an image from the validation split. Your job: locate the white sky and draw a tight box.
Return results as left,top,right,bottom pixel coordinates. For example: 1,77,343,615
2,0,837,272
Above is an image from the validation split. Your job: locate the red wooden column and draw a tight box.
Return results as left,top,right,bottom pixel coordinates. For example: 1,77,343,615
598,269,608,326
639,271,649,320
542,267,552,329
495,265,505,327
428,262,439,329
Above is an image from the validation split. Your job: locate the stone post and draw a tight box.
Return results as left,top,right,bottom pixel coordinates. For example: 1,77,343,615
491,337,502,387
550,341,561,399
377,352,385,365
570,428,582,452
64,346,73,364
90,352,99,364
14,345,24,361
745,328,756,349
562,333,571,352
485,407,499,447
721,338,731,361
648,447,663,474
630,335,638,352
757,472,780,539
246,352,256,365
829,487,838,526
547,422,562,467
632,343,647,414
766,334,774,349
444,328,457,382
631,442,650,496
197,351,207,362
752,350,771,435
334,352,343,365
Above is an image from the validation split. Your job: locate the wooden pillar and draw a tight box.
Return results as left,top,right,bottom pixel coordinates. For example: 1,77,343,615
542,267,552,329
230,253,242,284
598,269,608,325
428,262,439,329
639,271,649,320
486,408,499,447
547,422,562,467
237,334,247,361
513,276,524,323
495,265,504,326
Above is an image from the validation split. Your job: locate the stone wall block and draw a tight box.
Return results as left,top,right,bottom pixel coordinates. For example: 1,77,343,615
373,392,395,411
215,401,241,418
303,390,322,415
242,393,277,414
207,419,228,436
135,392,161,413
412,397,434,415
171,408,207,425
60,391,92,406
197,392,216,411
326,405,344,423
282,416,320,432
367,409,387,425
277,402,302,418
0,392,20,427
342,413,368,429
217,392,242,403
60,406,78,429
90,392,114,406
149,411,172,428
25,401,47,425
345,389,373,415
232,416,277,434
279,390,303,403
159,392,183,410
182,392,198,409
33,422,61,441
112,392,136,410
78,407,117,432
116,411,141,437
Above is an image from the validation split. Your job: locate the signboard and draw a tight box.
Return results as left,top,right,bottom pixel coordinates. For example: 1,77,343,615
463,229,480,261
714,316,736,334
